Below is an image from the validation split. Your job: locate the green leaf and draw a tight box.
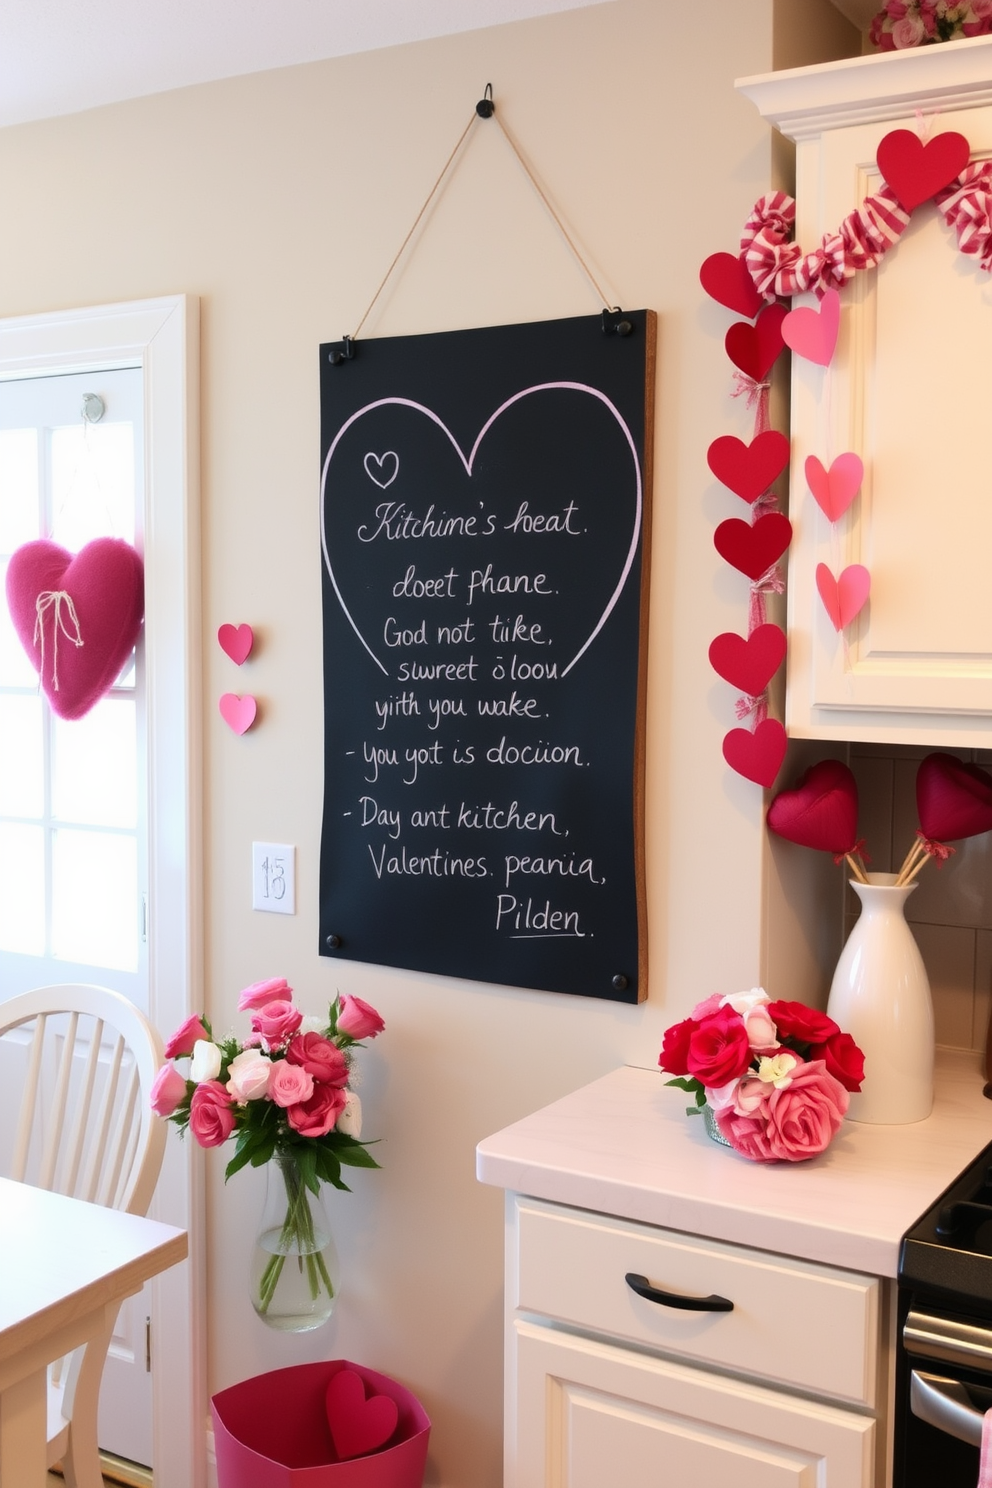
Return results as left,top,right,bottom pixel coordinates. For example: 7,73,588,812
336,1143,380,1169
665,1076,703,1096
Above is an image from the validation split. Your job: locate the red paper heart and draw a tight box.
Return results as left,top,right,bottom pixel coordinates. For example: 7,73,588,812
699,252,763,319
722,718,788,788
805,453,863,523
725,302,788,382
708,624,787,695
917,752,992,843
218,623,254,665
876,128,970,213
707,430,790,504
767,758,859,855
714,512,793,581
5,537,144,721
219,693,257,734
781,288,840,367
816,563,870,631
325,1367,399,1461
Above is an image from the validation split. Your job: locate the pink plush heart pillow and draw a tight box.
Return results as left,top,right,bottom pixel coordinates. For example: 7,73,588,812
5,537,144,720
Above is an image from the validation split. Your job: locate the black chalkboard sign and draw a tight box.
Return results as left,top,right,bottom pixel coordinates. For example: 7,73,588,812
318,312,654,1002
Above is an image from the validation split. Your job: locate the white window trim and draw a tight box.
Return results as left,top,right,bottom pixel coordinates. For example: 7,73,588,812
0,295,204,1488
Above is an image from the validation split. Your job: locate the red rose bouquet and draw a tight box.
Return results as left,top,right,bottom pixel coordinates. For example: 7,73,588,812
659,988,864,1163
151,979,383,1320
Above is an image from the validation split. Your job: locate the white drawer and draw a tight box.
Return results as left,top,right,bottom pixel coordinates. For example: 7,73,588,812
511,1196,880,1406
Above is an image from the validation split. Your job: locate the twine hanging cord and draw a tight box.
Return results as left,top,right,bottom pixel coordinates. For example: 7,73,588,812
34,589,83,692
349,86,613,343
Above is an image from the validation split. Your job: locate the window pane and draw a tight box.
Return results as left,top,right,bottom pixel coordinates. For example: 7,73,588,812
50,422,135,549
0,822,45,954
0,560,40,686
52,828,137,971
0,428,39,553
0,694,44,817
53,698,136,827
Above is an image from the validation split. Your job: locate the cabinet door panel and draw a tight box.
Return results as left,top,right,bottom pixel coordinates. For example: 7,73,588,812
512,1320,874,1488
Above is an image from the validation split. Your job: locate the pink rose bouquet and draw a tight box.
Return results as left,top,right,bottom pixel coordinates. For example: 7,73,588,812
869,1,992,49
659,988,864,1163
152,980,384,1315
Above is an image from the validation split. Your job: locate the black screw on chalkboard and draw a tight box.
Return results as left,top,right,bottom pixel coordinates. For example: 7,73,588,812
327,337,355,366
325,934,343,950
612,975,629,993
476,83,495,119
602,309,634,338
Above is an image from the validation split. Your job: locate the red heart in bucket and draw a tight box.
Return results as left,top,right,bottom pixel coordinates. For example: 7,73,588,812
725,302,788,382
714,513,793,582
5,537,144,721
699,251,763,319
707,430,790,504
325,1368,399,1460
917,752,992,843
722,718,788,788
767,758,859,855
876,128,969,213
708,624,786,696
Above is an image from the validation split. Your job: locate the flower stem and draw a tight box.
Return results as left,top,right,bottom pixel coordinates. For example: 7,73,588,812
255,1156,334,1316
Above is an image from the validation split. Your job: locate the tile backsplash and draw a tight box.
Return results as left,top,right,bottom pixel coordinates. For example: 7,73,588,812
848,745,992,1054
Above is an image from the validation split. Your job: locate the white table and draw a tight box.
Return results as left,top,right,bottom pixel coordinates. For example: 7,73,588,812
0,1177,187,1486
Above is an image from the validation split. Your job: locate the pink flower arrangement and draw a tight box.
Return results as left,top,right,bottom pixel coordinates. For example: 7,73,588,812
659,988,864,1163
869,1,992,49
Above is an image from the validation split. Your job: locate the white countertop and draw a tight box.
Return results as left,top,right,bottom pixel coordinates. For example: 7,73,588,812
476,1050,992,1277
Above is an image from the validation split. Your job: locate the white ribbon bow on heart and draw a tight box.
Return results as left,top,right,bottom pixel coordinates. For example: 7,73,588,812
33,589,84,691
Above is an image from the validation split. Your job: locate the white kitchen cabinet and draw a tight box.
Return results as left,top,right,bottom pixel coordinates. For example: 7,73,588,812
504,1194,882,1488
738,43,992,745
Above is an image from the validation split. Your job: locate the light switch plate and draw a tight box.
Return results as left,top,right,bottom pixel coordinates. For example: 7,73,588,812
252,842,295,914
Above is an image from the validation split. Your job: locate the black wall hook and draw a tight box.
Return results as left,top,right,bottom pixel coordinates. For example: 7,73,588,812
476,83,495,119
602,309,634,337
327,335,356,366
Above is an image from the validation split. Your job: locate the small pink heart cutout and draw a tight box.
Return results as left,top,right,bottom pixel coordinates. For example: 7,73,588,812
782,289,840,367
816,563,871,631
805,452,864,523
325,1368,399,1461
219,693,257,733
218,623,254,665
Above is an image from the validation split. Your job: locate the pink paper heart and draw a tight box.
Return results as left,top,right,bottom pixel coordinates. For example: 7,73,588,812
781,289,840,367
876,128,970,213
722,718,788,789
699,251,763,319
805,453,863,523
218,623,254,665
219,693,257,733
5,537,144,721
816,563,871,631
325,1368,399,1461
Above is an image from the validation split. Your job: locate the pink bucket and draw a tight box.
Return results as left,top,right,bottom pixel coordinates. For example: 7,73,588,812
211,1360,431,1488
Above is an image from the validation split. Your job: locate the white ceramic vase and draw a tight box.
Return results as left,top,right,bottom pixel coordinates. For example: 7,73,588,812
826,872,934,1125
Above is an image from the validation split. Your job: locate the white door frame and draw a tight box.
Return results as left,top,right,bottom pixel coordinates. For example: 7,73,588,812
0,295,204,1488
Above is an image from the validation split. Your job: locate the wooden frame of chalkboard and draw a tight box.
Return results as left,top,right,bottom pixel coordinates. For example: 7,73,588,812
318,311,655,1003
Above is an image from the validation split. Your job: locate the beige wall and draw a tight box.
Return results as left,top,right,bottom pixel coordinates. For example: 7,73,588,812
0,3,796,1483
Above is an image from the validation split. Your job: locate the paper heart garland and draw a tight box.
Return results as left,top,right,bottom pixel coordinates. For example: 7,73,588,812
816,563,871,631
707,430,790,504
917,752,992,843
219,693,257,734
722,717,788,788
724,302,788,383
714,512,793,582
325,1367,399,1460
781,288,840,367
218,623,254,665
5,537,144,721
699,251,763,319
876,128,970,214
708,624,787,696
805,453,863,523
767,758,859,856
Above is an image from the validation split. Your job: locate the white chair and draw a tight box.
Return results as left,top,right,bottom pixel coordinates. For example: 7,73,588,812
0,983,166,1488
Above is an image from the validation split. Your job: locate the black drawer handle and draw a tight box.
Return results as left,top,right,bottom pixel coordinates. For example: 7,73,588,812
625,1271,734,1312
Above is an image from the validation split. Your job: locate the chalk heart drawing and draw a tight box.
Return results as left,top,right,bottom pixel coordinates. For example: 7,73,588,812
363,451,399,489
320,387,643,678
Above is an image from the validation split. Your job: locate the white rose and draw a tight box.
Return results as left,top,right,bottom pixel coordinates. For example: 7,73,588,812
336,1089,362,1139
755,1051,800,1089
226,1048,272,1102
189,1039,223,1083
720,986,769,1015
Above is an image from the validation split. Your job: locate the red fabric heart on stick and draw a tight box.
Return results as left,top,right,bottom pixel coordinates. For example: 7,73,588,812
325,1367,399,1460
708,624,787,696
5,537,144,721
876,129,970,213
699,252,763,319
707,431,790,504
725,302,788,382
722,718,788,788
714,513,793,582
917,752,992,843
767,759,859,855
